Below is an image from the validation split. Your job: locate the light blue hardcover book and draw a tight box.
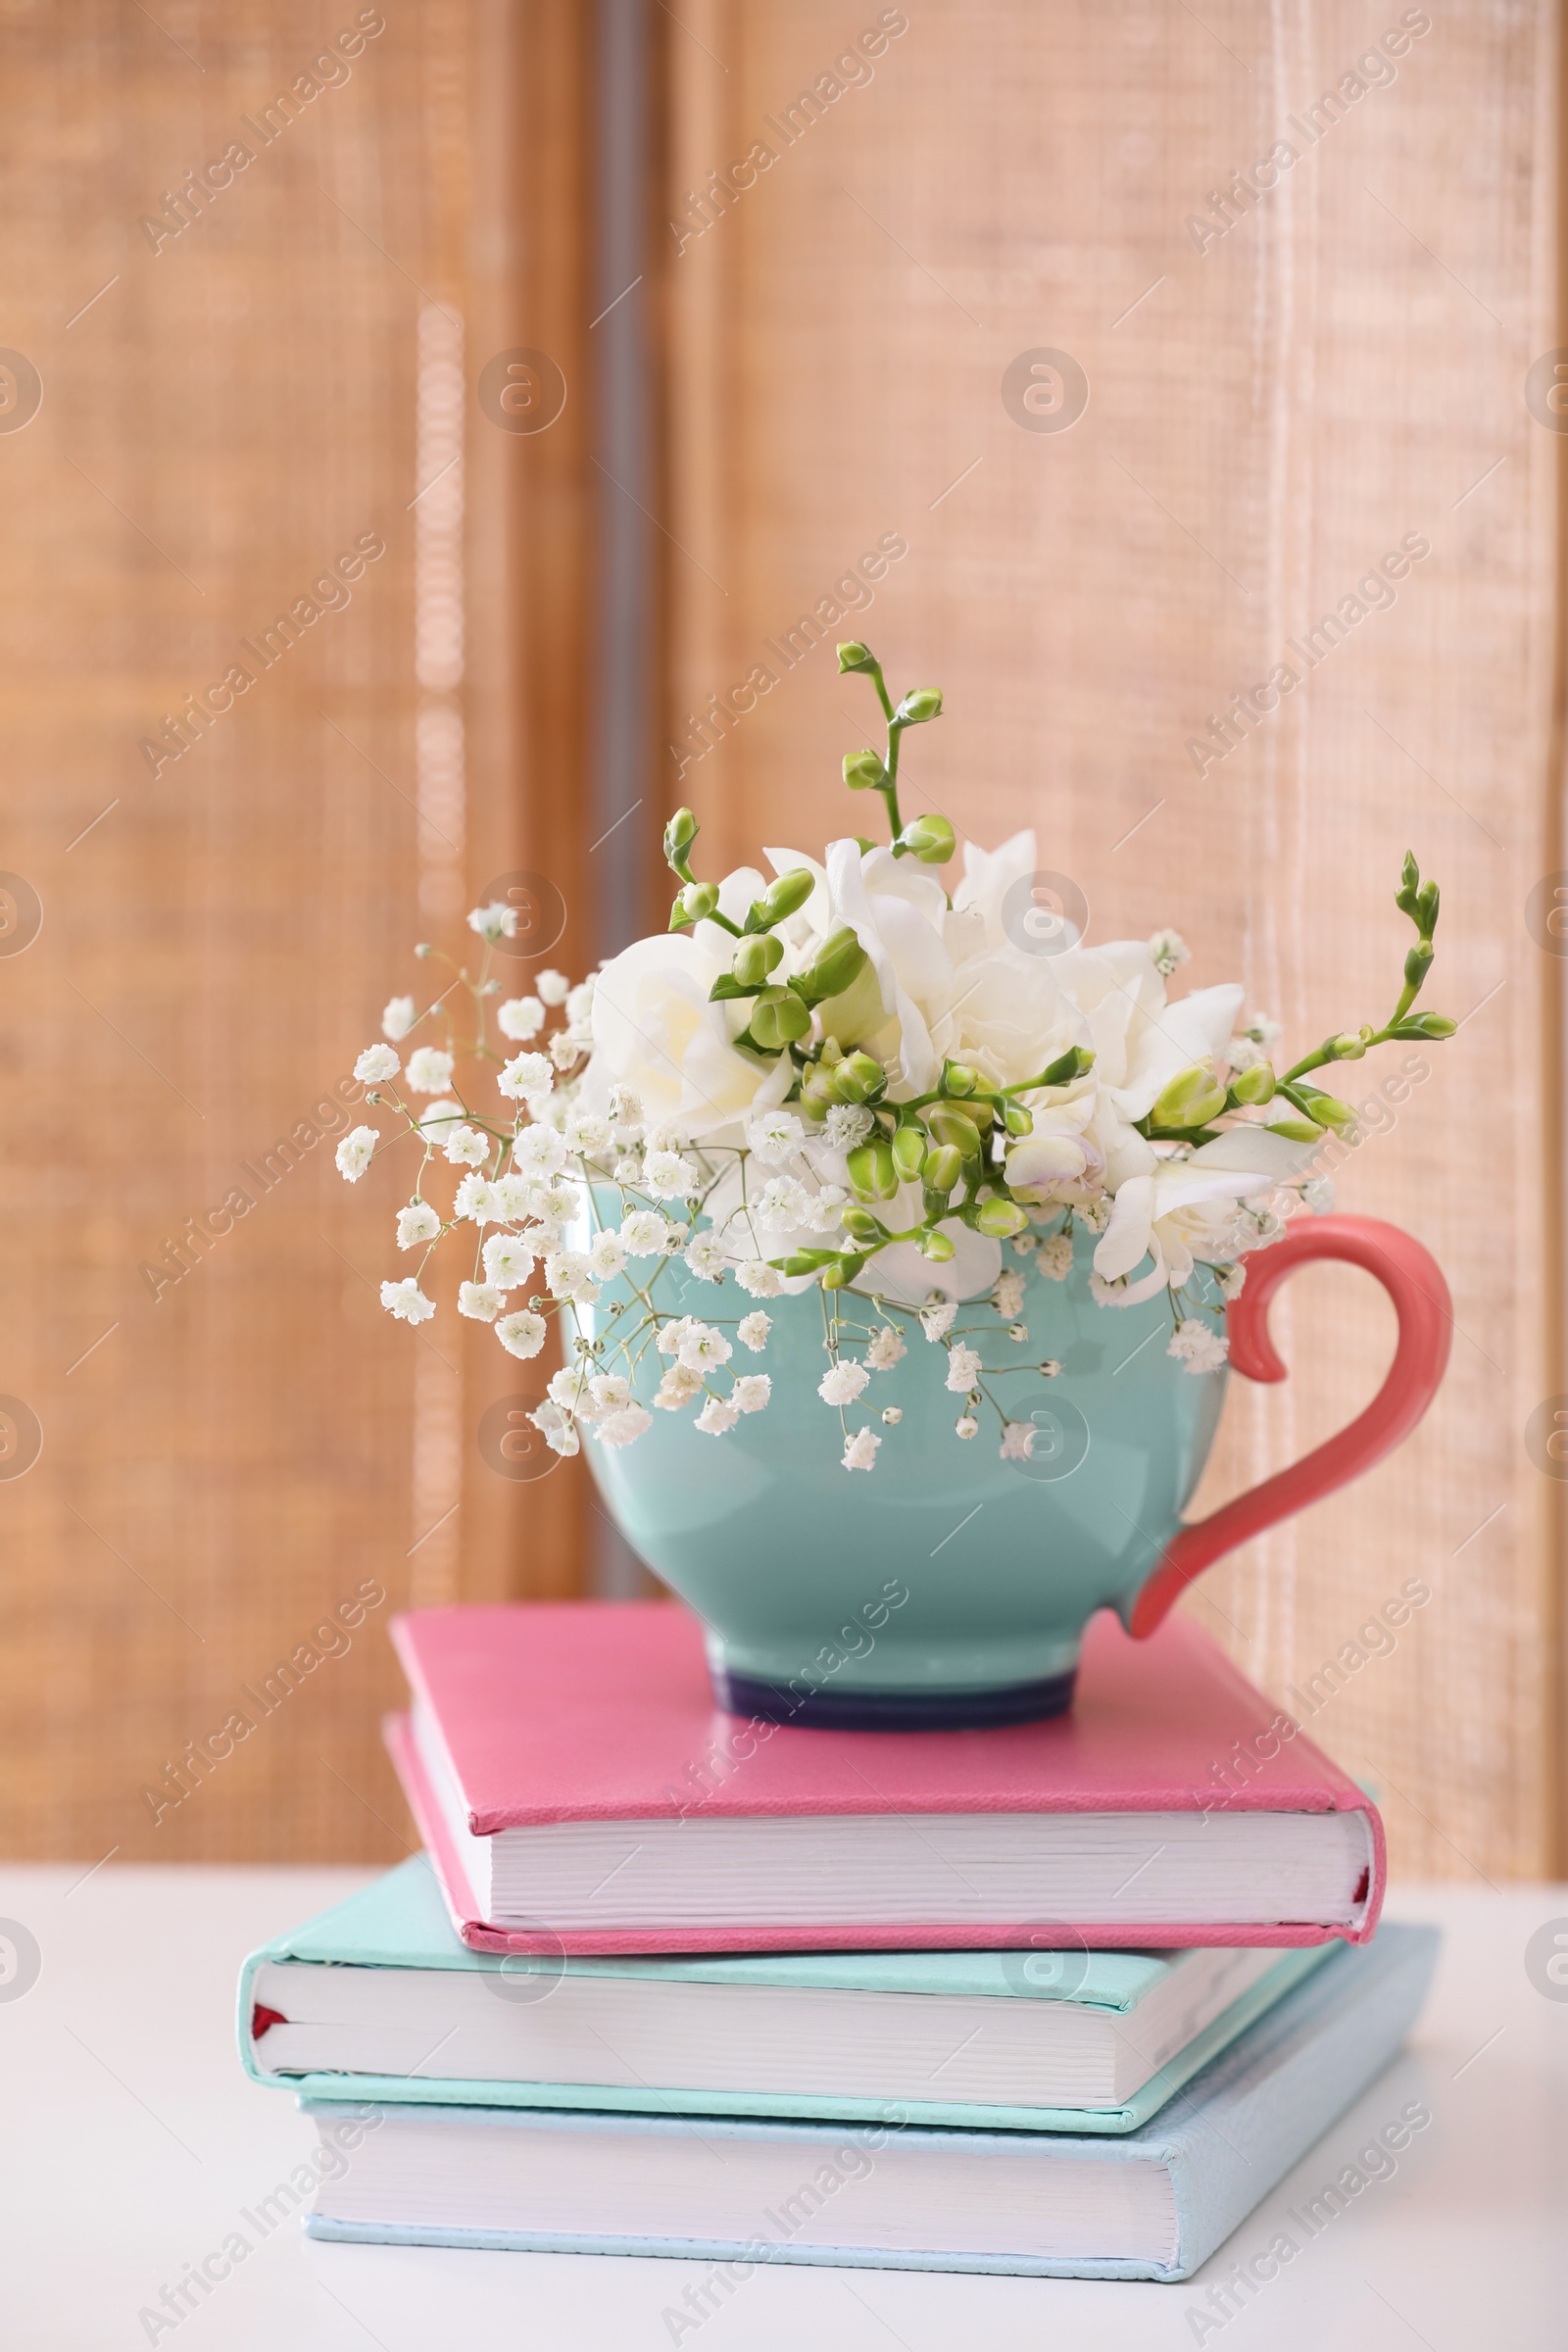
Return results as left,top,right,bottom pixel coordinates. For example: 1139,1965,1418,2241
298,1923,1438,2282
240,1856,1333,2134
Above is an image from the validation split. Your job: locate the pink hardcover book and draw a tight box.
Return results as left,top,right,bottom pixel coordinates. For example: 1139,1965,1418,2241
385,1603,1384,1955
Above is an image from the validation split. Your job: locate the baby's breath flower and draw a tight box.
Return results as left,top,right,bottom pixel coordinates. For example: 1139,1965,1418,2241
355,1044,400,1083
498,996,545,1042
544,1250,600,1304
458,1281,504,1322
919,1301,956,1342
866,1325,906,1370
405,1046,455,1095
535,969,570,1006
842,1427,880,1472
612,1152,645,1185
678,1323,732,1373
1035,1234,1074,1280
596,1403,652,1447
955,1414,978,1439
746,1109,805,1164
881,1405,903,1425
755,1176,808,1231
589,1374,632,1415
684,1232,728,1283
608,1084,643,1124
497,1307,547,1359
1008,1322,1029,1344
549,1365,593,1410
586,1230,628,1283
528,1398,578,1455
1148,927,1191,977
1302,1176,1336,1214
1215,1262,1247,1300
565,979,596,1023
731,1374,771,1413
396,1201,441,1250
695,1396,738,1436
549,1032,581,1070
1168,1318,1228,1374
655,1363,703,1408
656,1317,694,1357
498,1052,554,1103
453,1174,503,1226
381,996,416,1042
818,1359,869,1406
736,1259,784,1298
945,1344,982,1394
482,1234,534,1289
736,1310,772,1352
417,1098,464,1140
804,1185,848,1234
1000,1421,1036,1461
380,1277,435,1324
823,1102,874,1150
644,1149,698,1200
618,1209,671,1257
511,1124,567,1179
335,1126,377,1183
442,1124,490,1167
992,1270,1026,1318
467,902,518,943
564,1110,614,1155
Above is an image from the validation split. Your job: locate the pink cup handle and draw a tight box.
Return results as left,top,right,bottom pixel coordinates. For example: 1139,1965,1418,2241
1128,1214,1452,1639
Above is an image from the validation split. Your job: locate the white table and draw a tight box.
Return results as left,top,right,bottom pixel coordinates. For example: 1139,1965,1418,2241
0,1867,1561,2348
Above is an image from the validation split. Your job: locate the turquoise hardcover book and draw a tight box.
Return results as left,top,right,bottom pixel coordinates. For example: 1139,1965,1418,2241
295,1925,1439,2281
240,1857,1332,2135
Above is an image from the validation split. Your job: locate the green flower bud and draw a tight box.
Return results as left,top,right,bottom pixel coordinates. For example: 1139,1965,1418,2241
846,1140,899,1200
662,807,699,869
831,1050,888,1104
1150,1062,1227,1130
1403,940,1435,991
836,641,876,673
1413,1010,1456,1037
1267,1115,1325,1143
1230,1060,1276,1104
732,932,783,987
894,688,943,726
890,1124,927,1182
1298,1091,1355,1135
928,1103,986,1160
820,1251,868,1291
760,867,815,924
975,1197,1029,1239
1327,1031,1367,1061
841,1205,884,1243
1004,1102,1034,1136
1415,878,1440,938
679,880,718,923
799,1067,839,1118
941,1059,979,1097
1396,850,1421,919
842,750,888,792
749,986,812,1052
779,1247,839,1274
896,813,956,864
797,924,868,1004
1036,1044,1095,1088
919,1228,956,1262
922,1143,963,1197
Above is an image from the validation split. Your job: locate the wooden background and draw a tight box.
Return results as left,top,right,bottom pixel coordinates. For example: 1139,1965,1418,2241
0,0,1561,1876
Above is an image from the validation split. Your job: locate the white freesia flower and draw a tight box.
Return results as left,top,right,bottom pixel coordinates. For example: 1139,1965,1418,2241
1092,1126,1315,1299
498,997,545,1041
405,1046,455,1095
842,1427,881,1472
336,1126,376,1183
732,1374,771,1413
380,1277,434,1324
458,1281,504,1322
381,996,416,1042
396,1201,440,1250
695,1396,738,1436
497,1308,547,1359
355,1043,400,1083
583,922,784,1141
818,1359,869,1406
736,1310,771,1352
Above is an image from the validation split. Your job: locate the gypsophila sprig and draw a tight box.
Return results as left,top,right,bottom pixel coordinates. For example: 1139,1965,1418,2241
343,663,1458,1466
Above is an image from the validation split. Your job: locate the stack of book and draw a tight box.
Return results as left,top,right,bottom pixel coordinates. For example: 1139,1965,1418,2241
239,1603,1436,2281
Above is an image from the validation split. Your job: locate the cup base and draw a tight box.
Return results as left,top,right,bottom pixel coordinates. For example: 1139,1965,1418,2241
710,1664,1078,1732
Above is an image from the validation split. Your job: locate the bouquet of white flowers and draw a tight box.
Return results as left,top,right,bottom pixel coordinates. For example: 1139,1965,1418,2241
338,642,1455,1471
